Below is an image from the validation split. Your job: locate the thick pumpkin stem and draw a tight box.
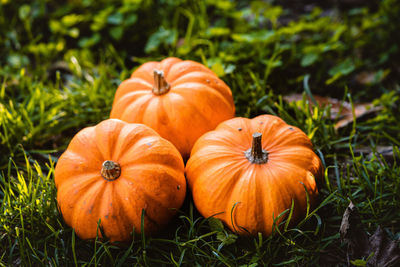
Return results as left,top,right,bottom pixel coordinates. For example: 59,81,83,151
101,160,121,181
245,132,268,164
152,69,170,95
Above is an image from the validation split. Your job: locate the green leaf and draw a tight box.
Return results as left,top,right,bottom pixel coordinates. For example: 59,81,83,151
18,5,31,20
301,53,319,67
49,20,62,33
107,13,123,25
109,26,124,40
239,263,258,267
231,30,275,43
90,6,114,31
144,27,177,53
61,14,84,27
211,62,225,77
7,54,29,68
78,33,101,48
326,58,356,84
124,14,138,26
350,259,367,266
206,27,231,37
263,5,283,23
208,218,237,245
331,25,346,42
208,217,224,232
224,64,236,74
216,232,238,245
207,0,235,10
68,28,80,38
328,58,356,77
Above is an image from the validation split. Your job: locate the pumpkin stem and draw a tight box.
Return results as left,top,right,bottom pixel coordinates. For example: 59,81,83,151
101,160,121,181
245,132,268,164
152,69,170,95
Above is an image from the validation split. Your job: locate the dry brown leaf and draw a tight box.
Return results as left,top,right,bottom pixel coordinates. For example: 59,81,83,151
354,146,397,165
340,202,400,266
283,93,381,129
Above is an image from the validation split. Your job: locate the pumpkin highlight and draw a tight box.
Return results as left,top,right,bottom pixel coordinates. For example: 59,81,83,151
55,119,186,242
185,115,323,236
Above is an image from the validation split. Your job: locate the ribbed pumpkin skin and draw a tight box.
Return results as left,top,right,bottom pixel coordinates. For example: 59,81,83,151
55,119,186,242
110,57,235,160
185,115,323,236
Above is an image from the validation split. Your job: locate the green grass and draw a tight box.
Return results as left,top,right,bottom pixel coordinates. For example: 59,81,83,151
1,0,400,266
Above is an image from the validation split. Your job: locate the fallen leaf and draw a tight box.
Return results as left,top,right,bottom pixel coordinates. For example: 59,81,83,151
340,202,400,266
367,226,400,266
340,202,369,261
354,146,397,164
283,94,346,119
283,93,381,129
355,70,390,85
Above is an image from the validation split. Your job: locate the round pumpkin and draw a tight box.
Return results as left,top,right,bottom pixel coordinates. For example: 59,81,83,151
185,115,323,236
110,57,235,160
54,119,186,242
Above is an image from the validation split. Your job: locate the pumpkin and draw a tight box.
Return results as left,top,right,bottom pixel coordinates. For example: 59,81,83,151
110,57,235,160
185,115,323,236
54,119,186,242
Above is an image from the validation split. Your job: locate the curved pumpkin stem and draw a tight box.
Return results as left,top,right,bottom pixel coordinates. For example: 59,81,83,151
101,160,121,181
152,69,170,95
245,132,268,164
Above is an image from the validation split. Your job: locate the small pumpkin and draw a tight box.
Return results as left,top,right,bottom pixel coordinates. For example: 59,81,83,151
110,57,235,160
185,115,323,236
54,119,186,242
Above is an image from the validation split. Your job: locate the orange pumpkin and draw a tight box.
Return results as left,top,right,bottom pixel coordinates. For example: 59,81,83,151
185,115,323,236
54,119,186,242
110,57,235,160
